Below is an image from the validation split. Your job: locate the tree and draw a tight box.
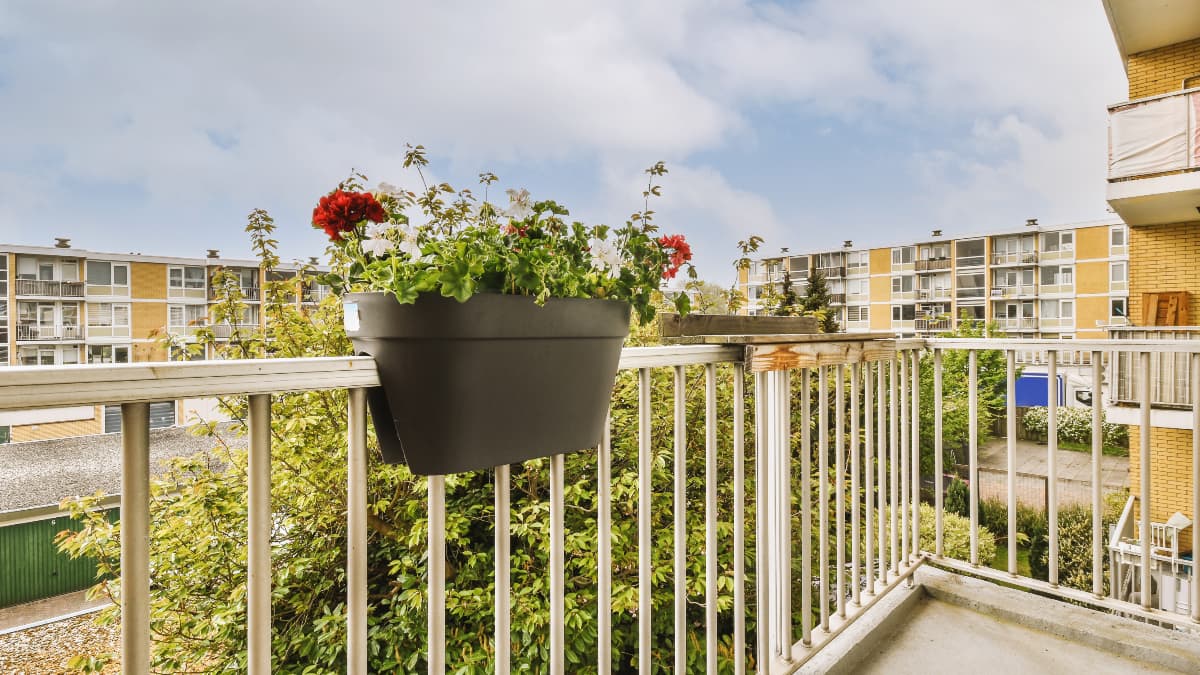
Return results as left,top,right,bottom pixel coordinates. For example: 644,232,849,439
800,270,839,333
917,318,1011,475
773,270,800,316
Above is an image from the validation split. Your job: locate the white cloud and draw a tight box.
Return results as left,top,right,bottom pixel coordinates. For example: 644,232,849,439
0,0,1128,282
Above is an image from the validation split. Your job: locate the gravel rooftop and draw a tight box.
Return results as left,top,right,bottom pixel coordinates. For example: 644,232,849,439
1,425,243,512
0,613,118,674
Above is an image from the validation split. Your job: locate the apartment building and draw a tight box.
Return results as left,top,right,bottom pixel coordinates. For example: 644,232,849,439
0,240,329,443
738,218,1130,340
1100,1,1200,536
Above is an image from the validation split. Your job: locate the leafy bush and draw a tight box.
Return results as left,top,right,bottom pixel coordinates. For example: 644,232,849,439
944,478,970,518
1030,494,1126,593
914,503,996,563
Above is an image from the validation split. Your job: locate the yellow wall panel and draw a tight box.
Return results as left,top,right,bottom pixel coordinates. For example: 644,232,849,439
132,262,166,300
1075,260,1109,295
869,247,891,274
132,302,166,341
1074,225,1109,261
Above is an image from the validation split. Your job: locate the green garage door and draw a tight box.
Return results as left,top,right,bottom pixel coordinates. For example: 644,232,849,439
0,509,119,608
103,401,176,433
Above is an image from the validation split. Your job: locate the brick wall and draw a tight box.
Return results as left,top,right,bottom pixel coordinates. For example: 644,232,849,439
1128,221,1200,324
1127,37,1200,99
1127,424,1194,552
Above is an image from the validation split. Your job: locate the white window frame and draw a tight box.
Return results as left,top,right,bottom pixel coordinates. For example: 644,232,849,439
1110,261,1127,284
86,261,131,294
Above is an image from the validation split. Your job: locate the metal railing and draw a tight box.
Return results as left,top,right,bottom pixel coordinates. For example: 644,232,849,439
815,265,845,279
209,285,261,301
995,317,1038,331
915,259,951,272
991,285,1036,298
1111,327,1200,407
3,335,1199,672
14,279,85,297
914,318,953,333
15,323,83,341
917,288,951,301
991,252,1038,266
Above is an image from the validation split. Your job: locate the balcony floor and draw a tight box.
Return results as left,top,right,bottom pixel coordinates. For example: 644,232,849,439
802,567,1200,675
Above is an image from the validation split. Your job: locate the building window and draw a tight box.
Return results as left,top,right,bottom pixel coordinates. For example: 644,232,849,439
891,276,914,293
168,304,207,328
1111,297,1127,320
169,266,206,289
891,247,914,265
1111,226,1126,248
88,344,131,364
86,261,130,292
847,306,869,322
1042,231,1074,252
1110,261,1127,284
88,303,131,327
955,239,985,267
891,305,915,321
847,251,869,271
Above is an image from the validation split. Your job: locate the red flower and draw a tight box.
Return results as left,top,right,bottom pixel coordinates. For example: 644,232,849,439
312,190,388,241
658,234,692,279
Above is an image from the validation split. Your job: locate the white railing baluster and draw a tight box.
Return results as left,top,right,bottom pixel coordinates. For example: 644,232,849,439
778,370,793,659
818,366,831,632
911,350,920,564
1139,351,1152,610
900,353,909,569
705,363,719,674
494,464,511,675
428,475,446,674
549,454,565,675
248,394,272,675
673,366,687,675
835,364,846,618
347,389,368,675
732,363,747,674
850,362,861,608
754,371,770,669
877,362,887,586
1048,350,1059,587
800,368,813,646
863,362,875,594
1006,351,1017,577
637,367,652,672
889,358,899,576
1091,351,1104,599
598,418,612,675
120,402,151,675
934,350,944,558
1192,353,1199,623
968,350,979,567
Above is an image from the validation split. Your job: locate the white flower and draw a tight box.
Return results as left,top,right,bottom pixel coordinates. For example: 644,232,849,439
376,182,404,198
361,237,394,257
503,188,533,220
588,237,623,278
395,225,422,258
364,223,394,239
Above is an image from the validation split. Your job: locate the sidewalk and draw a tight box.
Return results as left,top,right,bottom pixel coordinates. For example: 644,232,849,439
978,437,1128,488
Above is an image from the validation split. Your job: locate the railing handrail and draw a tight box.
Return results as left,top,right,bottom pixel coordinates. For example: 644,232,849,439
1108,85,1200,111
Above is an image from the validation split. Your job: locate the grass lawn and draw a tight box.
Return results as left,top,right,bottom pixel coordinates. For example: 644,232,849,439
988,543,1032,577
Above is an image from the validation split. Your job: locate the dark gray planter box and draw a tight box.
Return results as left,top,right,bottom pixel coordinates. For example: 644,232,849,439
343,292,630,475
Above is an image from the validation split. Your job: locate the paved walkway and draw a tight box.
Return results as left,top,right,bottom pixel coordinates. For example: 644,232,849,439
978,437,1128,486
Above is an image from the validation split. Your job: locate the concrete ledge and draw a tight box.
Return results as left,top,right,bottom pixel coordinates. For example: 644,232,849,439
796,582,926,675
917,567,1200,673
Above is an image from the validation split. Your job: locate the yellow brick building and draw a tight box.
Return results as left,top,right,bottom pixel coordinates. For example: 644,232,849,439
0,240,327,443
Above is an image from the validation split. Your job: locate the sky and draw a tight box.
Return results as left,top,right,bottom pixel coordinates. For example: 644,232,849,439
0,1,1127,286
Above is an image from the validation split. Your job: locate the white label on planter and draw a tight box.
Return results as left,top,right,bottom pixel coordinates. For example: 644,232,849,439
343,302,360,332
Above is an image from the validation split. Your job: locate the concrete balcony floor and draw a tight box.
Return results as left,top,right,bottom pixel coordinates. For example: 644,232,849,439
802,568,1200,675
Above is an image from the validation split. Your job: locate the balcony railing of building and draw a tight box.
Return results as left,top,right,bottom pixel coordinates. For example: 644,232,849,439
209,323,262,339
995,317,1038,331
3,335,1198,672
15,279,86,298
914,318,953,333
209,285,261,302
916,288,952,301
827,293,846,305
815,265,845,279
15,323,83,341
302,287,331,303
991,285,1036,299
1111,327,1200,407
956,287,986,300
1108,88,1200,181
991,252,1038,266
914,259,951,273
1039,248,1074,263
956,255,985,269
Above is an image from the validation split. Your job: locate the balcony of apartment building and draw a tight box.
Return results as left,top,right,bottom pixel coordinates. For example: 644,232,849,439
994,316,1038,332
954,238,986,270
913,317,953,334
4,333,1200,672
915,241,951,274
1106,87,1200,226
916,287,952,302
814,264,845,279
1039,231,1075,264
14,278,85,299
301,283,332,304
914,258,951,273
14,322,83,342
990,250,1039,266
1039,267,1075,296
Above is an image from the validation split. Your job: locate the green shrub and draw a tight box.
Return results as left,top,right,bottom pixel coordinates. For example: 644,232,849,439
944,478,970,518
914,503,996,563
1022,405,1128,449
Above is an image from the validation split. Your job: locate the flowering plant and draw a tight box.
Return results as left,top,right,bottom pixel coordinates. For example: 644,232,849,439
313,146,695,324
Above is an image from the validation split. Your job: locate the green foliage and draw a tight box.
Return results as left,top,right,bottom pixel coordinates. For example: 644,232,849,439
1022,406,1128,449
319,151,696,325
1029,494,1126,592
800,270,839,333
913,503,996,563
773,270,800,316
944,479,970,518
918,319,1010,473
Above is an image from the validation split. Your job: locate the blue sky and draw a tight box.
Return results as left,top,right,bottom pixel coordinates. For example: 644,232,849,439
0,1,1126,286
